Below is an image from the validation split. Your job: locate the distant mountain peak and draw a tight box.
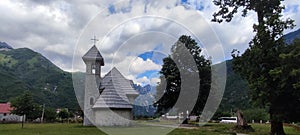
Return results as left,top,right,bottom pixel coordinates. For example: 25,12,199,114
0,42,13,50
284,28,300,45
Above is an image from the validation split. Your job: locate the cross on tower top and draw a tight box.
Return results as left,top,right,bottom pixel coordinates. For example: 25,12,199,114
91,36,99,46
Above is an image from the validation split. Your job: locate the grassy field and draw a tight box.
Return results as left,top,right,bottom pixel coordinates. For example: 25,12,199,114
169,123,300,135
0,123,299,135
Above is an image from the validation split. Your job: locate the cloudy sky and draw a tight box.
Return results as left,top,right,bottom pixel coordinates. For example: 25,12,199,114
0,0,299,86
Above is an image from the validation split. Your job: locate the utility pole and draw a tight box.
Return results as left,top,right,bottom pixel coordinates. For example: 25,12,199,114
41,104,45,123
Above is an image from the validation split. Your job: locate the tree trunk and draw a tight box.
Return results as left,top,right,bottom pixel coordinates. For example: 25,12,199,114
182,118,188,124
270,113,285,135
237,110,247,126
235,110,254,132
21,114,24,129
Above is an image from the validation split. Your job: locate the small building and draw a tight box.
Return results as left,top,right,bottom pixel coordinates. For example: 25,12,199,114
0,103,11,118
0,103,23,122
83,45,139,126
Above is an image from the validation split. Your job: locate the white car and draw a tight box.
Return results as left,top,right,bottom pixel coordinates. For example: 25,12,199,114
219,117,237,123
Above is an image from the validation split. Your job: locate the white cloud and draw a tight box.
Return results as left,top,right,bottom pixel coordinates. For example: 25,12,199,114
135,76,150,86
129,57,162,74
102,55,161,80
127,76,160,86
44,44,73,56
282,0,300,34
122,22,141,37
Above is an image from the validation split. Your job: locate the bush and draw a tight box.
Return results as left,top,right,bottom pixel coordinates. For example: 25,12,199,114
44,108,57,122
242,108,269,123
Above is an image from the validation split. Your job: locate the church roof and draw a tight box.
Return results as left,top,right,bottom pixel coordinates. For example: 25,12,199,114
92,80,133,109
92,67,138,109
82,45,104,65
105,67,139,95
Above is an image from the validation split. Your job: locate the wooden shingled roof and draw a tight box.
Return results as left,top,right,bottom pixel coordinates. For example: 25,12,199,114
106,67,139,96
82,45,104,65
92,67,139,109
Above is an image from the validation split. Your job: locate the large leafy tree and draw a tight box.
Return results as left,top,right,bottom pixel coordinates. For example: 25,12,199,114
58,108,70,123
11,91,36,128
269,39,300,122
155,35,211,119
212,0,296,134
44,107,57,122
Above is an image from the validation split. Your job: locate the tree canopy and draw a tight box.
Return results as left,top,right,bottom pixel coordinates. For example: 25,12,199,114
155,35,211,119
269,39,300,122
10,91,37,128
213,0,297,134
58,108,71,123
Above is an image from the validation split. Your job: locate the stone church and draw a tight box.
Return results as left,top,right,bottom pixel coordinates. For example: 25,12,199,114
82,45,139,126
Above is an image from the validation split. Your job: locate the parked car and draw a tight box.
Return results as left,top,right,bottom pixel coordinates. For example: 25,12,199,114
219,117,237,123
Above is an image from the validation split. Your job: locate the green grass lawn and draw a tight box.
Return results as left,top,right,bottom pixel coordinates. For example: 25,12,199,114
0,123,105,135
170,123,300,135
0,123,299,135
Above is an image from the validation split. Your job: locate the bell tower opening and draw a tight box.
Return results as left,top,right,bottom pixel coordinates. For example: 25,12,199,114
91,64,96,74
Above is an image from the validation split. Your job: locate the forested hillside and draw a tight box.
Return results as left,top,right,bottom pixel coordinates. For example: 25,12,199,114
0,45,78,110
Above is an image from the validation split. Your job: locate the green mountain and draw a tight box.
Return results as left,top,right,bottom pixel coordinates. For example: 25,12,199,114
0,46,78,111
212,60,251,112
284,28,300,45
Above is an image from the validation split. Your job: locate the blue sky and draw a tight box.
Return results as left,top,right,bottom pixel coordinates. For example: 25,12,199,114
138,49,166,65
285,5,299,13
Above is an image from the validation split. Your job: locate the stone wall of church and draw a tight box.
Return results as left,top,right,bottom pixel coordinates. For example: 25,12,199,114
83,73,100,126
93,108,132,126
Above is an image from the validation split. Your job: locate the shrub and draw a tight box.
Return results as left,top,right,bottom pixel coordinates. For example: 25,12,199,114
242,108,269,123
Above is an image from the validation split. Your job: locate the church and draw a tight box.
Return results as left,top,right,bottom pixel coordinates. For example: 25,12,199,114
82,45,139,126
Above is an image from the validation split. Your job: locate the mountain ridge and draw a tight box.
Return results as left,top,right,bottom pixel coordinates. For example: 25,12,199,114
0,46,78,111
284,28,300,44
0,42,13,50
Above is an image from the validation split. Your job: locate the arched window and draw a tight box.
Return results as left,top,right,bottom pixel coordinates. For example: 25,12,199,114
91,64,96,74
90,97,94,105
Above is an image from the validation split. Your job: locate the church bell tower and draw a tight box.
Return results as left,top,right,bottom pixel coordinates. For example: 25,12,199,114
82,43,104,126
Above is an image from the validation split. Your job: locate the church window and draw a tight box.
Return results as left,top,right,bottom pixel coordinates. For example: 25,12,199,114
90,97,94,105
